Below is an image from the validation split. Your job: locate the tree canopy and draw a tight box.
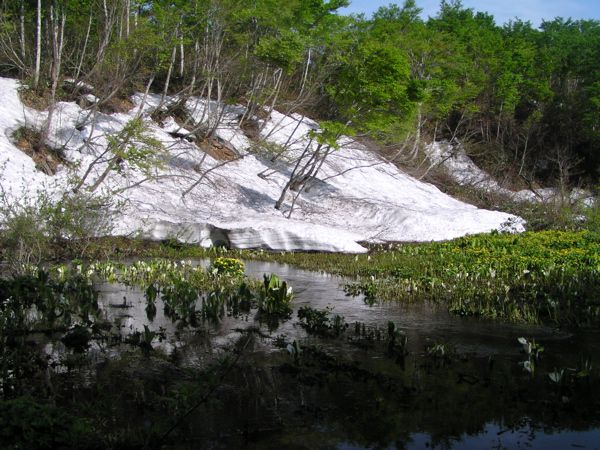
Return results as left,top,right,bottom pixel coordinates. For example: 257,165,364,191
0,0,598,185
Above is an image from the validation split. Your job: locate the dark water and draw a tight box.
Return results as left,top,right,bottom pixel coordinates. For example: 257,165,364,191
92,260,600,449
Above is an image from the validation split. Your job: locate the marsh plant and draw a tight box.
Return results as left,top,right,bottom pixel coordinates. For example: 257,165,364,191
209,257,245,277
518,337,544,376
297,306,348,336
343,231,600,325
387,321,408,357
257,274,294,316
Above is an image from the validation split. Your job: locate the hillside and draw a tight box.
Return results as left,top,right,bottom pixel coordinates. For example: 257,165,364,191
0,77,522,253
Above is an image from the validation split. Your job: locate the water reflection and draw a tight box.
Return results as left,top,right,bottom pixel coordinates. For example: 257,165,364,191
87,259,600,449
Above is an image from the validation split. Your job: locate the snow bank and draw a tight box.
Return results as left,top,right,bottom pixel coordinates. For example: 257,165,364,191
425,141,595,206
0,77,524,253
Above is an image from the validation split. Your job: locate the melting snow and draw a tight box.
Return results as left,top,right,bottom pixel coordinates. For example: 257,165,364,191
425,141,594,206
0,77,524,253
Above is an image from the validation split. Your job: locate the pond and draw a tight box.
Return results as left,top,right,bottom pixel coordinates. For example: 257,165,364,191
84,260,600,449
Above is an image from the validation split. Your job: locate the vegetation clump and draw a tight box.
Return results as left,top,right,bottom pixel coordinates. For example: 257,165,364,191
209,257,245,277
257,273,293,316
344,231,600,324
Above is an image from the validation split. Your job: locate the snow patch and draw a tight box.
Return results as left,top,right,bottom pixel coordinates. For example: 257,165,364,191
425,140,595,207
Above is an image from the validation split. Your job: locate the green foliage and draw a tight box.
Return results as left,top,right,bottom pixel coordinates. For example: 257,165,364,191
257,273,293,316
254,31,304,73
0,189,114,274
209,257,245,277
344,231,600,325
297,305,348,336
327,33,413,134
107,117,166,176
0,397,97,449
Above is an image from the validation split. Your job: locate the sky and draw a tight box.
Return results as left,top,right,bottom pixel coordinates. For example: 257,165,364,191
338,0,600,27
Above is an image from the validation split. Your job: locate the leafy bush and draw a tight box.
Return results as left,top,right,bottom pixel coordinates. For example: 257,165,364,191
0,189,115,272
0,397,97,449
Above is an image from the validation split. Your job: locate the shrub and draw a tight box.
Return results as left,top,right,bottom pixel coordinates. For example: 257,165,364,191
0,189,115,272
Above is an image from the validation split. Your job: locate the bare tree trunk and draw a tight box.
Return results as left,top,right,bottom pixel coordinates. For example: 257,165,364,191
159,25,179,109
41,4,65,146
189,39,200,93
299,48,311,97
87,157,122,193
409,103,423,160
19,0,26,62
274,139,314,210
179,37,185,77
75,10,93,79
33,0,41,88
260,68,283,131
287,145,331,218
136,74,156,117
125,0,130,37
95,0,114,68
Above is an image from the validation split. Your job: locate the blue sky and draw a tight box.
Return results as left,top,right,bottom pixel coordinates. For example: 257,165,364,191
338,0,600,27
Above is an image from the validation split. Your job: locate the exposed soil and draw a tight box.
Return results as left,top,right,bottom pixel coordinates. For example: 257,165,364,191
199,137,238,161
12,126,67,176
17,86,53,111
98,96,135,114
240,117,261,140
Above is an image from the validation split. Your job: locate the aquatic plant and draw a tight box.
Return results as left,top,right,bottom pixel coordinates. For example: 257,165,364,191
257,274,293,316
209,257,245,277
161,278,199,323
518,337,544,376
387,321,407,357
286,340,301,365
297,306,348,336
342,231,600,325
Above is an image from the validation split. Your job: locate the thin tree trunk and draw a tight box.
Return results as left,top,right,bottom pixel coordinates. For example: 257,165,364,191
179,39,185,77
125,0,130,37
260,68,283,131
287,145,331,218
409,103,422,160
136,74,156,117
299,48,311,97
75,10,93,79
274,139,314,210
88,158,122,193
41,4,65,146
159,44,178,108
34,0,41,88
190,39,199,91
95,0,113,66
19,1,26,62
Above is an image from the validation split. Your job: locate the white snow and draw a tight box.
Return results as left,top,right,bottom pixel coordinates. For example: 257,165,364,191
425,140,595,206
0,77,524,253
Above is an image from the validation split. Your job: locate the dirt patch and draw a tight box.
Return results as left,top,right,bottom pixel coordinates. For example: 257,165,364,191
18,87,52,111
12,126,67,176
98,96,135,114
240,117,261,140
151,102,192,129
199,137,238,161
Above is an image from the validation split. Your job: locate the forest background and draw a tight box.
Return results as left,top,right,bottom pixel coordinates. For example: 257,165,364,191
1,0,599,190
